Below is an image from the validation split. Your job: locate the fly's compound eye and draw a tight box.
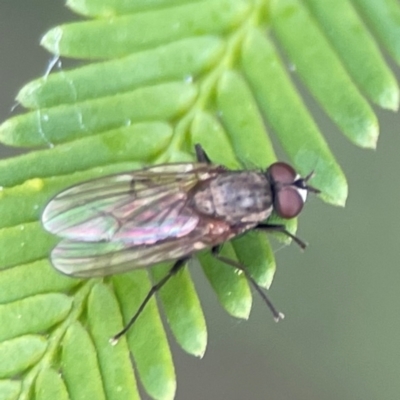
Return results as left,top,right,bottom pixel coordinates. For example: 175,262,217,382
274,187,304,219
268,162,297,184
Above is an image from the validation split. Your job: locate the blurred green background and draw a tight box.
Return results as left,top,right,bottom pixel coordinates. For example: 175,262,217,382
1,2,400,399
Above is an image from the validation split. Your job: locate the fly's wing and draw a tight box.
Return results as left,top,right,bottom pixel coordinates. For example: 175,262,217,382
42,163,222,244
50,219,238,277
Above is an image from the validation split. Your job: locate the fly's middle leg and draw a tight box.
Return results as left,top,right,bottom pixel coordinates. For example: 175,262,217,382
194,144,212,164
210,246,284,322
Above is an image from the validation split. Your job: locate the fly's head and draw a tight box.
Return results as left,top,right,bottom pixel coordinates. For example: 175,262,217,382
266,162,320,219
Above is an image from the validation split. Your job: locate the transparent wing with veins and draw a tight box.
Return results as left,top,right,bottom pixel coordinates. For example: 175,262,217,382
42,163,232,277
50,223,225,277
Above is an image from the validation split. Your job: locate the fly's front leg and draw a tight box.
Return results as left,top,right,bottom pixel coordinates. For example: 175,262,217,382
210,246,284,322
111,257,189,344
256,223,307,250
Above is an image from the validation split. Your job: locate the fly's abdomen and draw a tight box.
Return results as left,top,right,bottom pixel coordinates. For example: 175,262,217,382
191,172,273,224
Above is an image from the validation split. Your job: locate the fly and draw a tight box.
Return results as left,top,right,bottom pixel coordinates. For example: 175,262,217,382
42,145,320,341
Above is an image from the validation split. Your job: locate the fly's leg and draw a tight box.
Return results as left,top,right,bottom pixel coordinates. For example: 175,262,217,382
194,144,212,164
194,144,228,172
210,246,284,322
256,223,307,250
111,257,188,343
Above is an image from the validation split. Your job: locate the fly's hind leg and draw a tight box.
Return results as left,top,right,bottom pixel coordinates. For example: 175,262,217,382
210,246,284,322
111,257,189,343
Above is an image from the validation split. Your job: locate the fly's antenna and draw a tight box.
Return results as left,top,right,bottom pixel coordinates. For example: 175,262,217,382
295,171,321,194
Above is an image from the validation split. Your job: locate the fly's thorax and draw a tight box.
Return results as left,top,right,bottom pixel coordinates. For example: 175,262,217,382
190,172,273,224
